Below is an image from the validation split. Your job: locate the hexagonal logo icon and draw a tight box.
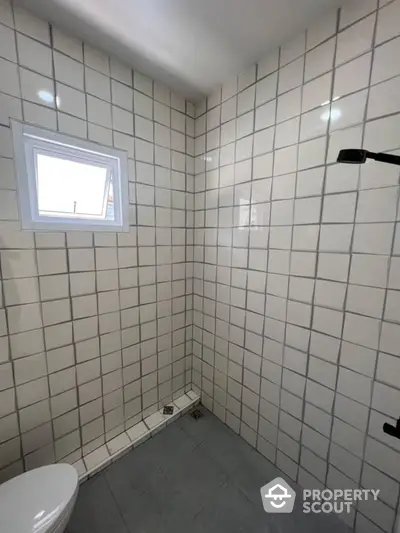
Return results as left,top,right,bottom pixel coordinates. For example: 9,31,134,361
260,477,296,513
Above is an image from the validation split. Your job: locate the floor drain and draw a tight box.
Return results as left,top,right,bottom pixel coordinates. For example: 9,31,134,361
190,409,204,420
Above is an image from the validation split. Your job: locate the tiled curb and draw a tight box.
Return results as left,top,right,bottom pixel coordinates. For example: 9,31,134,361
73,391,200,482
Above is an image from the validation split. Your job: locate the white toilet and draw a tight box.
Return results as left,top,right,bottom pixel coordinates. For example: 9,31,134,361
0,463,79,533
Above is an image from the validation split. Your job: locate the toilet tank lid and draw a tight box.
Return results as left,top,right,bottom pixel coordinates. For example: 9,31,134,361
0,464,78,533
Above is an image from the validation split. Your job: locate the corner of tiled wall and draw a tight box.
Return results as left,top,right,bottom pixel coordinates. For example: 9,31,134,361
192,0,400,532
0,0,196,484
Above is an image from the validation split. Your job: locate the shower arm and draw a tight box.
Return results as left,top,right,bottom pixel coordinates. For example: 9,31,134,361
337,149,400,166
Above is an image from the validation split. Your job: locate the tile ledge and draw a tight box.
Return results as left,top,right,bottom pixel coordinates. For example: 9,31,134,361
75,390,200,482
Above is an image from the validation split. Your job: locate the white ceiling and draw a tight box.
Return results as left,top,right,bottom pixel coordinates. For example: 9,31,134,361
16,0,345,101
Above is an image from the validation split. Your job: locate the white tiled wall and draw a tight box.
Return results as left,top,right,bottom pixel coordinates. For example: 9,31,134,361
192,1,400,531
2,0,400,530
0,1,194,480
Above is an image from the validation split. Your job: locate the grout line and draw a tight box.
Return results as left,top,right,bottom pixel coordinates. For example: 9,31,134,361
290,20,312,486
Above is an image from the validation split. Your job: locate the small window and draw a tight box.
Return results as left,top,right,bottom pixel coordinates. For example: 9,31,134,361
11,121,129,232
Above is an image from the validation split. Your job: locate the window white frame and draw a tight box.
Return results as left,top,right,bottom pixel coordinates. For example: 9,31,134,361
11,121,129,232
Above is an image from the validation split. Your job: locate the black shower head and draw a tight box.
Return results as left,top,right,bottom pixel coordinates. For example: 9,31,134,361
337,149,400,167
337,149,369,164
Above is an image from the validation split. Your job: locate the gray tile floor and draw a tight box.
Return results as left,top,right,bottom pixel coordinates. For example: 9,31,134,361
67,406,352,533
